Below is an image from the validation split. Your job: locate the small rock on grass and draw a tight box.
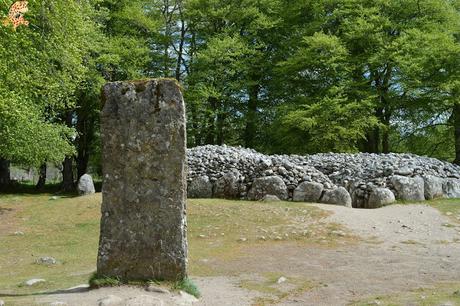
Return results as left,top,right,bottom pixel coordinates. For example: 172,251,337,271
14,231,24,236
36,256,57,265
238,237,247,242
276,277,287,284
24,279,46,286
0,299,4,306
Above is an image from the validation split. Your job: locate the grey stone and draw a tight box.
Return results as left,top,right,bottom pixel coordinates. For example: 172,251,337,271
187,175,213,198
146,285,170,294
261,194,281,202
320,187,352,207
0,300,4,306
77,174,95,195
97,79,187,281
368,188,395,208
98,295,123,306
247,176,288,201
443,178,460,198
391,175,425,201
36,256,57,265
124,295,164,306
214,169,241,199
24,278,46,286
293,182,323,203
423,175,444,200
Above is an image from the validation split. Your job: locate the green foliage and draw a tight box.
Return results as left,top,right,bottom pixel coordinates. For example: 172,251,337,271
89,273,121,288
173,278,201,298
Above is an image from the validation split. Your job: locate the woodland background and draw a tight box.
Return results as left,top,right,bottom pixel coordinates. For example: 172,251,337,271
0,0,459,190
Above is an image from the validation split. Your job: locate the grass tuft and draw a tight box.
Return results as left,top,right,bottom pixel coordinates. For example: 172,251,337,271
173,278,201,298
88,273,121,288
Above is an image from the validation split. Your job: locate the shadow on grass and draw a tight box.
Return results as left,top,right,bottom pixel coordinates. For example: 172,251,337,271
0,285,90,298
0,181,102,196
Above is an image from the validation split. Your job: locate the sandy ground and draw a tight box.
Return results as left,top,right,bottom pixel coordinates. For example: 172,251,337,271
27,204,460,306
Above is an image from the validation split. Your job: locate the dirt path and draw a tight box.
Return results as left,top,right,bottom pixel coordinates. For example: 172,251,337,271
26,204,460,306
194,204,460,306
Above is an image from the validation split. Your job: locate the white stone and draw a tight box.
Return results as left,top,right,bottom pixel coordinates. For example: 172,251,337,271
24,278,46,286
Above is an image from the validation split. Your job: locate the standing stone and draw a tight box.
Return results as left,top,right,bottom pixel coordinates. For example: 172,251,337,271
97,79,187,281
77,174,96,195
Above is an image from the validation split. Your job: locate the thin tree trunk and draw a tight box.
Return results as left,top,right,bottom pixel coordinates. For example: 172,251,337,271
36,163,47,190
0,158,10,190
453,103,460,165
382,110,391,154
175,8,186,82
62,111,75,192
244,84,259,148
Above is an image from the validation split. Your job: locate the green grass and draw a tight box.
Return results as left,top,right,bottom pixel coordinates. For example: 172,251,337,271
173,278,201,298
0,193,348,304
350,282,460,306
88,273,121,288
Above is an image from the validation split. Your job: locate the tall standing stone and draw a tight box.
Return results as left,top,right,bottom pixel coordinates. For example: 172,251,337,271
97,79,187,281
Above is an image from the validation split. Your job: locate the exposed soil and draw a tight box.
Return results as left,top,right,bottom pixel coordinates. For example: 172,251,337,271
9,203,460,306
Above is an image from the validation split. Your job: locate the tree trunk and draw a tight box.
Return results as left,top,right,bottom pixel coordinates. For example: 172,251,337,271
62,111,75,192
175,8,186,82
382,110,391,154
76,108,94,180
0,158,10,190
36,163,47,190
62,157,74,192
453,103,460,165
244,84,259,148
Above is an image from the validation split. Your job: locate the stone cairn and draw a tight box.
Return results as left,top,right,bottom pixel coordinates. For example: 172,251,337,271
97,79,187,281
187,145,460,208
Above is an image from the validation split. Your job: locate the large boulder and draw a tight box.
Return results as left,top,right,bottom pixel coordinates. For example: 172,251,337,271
368,188,395,208
320,187,352,207
293,182,324,203
423,175,444,200
390,175,425,201
443,178,460,198
214,169,241,199
77,174,95,196
247,176,288,201
187,175,213,198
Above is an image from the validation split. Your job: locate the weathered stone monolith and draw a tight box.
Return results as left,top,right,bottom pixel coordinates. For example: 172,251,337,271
97,79,187,281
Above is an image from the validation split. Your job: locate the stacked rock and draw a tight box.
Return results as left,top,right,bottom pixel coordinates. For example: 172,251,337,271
187,146,460,208
187,145,346,205
302,153,460,208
